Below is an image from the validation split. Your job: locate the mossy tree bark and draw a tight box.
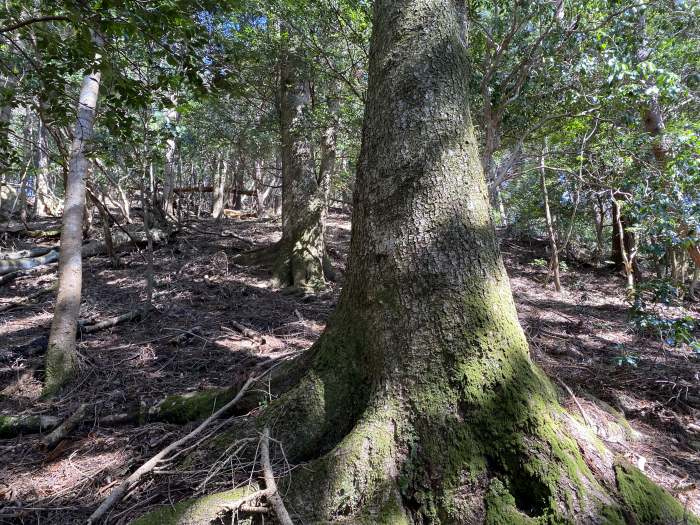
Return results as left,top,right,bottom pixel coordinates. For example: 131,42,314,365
273,28,331,290
254,1,694,523
133,2,697,523
257,1,614,522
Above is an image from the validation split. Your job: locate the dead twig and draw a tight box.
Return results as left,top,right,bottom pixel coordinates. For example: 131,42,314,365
260,427,293,525
87,370,266,523
558,378,595,429
42,403,88,450
225,321,265,343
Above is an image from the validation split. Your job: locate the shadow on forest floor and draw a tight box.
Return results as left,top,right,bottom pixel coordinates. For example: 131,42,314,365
0,213,698,523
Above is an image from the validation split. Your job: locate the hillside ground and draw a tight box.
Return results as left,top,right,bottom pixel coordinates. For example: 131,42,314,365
0,211,698,524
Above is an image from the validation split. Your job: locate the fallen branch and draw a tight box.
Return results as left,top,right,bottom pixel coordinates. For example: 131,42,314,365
226,321,265,343
79,309,144,334
221,230,254,245
260,427,293,525
42,403,88,450
215,430,291,521
0,281,57,312
87,371,262,524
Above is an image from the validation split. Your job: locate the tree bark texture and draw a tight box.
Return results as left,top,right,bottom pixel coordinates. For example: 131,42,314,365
133,2,697,523
44,67,101,395
252,1,630,522
275,31,329,289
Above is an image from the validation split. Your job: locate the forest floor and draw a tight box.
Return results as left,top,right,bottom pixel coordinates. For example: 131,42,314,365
0,211,698,524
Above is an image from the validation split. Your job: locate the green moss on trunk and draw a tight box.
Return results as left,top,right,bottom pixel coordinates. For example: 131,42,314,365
615,461,699,525
154,387,233,425
131,486,257,525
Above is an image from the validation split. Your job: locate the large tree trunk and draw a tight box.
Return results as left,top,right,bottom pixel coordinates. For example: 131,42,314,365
44,67,101,395
132,2,696,523
250,1,628,521
272,30,329,289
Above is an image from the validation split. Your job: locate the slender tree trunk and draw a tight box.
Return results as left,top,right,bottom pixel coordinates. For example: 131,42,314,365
540,151,561,292
161,106,179,221
161,136,177,219
0,75,15,171
272,28,328,289
612,196,635,295
44,67,101,395
34,115,52,217
211,154,225,219
253,159,268,216
592,195,605,264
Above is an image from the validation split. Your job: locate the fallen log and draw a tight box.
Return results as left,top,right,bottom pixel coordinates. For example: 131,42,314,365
0,246,56,260
0,221,59,234
0,250,58,275
0,228,169,275
25,229,61,238
0,413,61,439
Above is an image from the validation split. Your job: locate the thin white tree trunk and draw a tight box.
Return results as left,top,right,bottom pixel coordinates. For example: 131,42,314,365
44,65,101,395
540,150,561,292
211,154,226,219
34,116,52,217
